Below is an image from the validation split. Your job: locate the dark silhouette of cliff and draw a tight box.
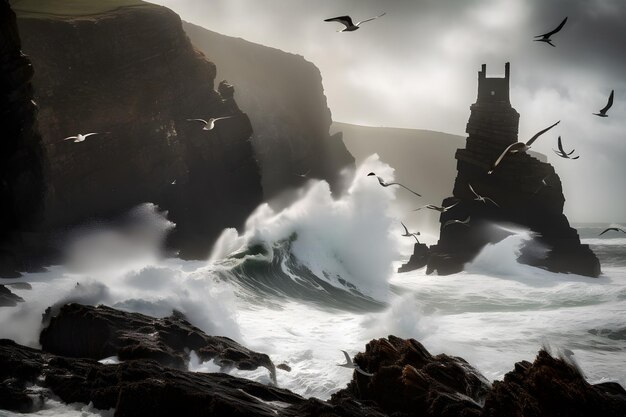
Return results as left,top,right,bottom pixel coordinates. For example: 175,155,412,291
0,0,45,277
9,3,262,262
426,63,600,277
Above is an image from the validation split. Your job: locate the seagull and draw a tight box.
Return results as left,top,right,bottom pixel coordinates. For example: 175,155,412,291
488,121,560,174
443,216,471,229
593,90,614,118
337,350,374,377
599,227,626,236
367,172,421,197
63,132,100,143
553,136,579,159
469,184,499,207
324,13,386,32
295,169,311,178
534,17,567,47
170,180,177,185
401,221,421,243
533,173,553,194
413,201,459,213
186,116,233,131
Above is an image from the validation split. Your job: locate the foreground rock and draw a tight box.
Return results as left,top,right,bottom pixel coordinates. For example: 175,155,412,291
40,303,276,381
426,63,600,277
0,285,24,307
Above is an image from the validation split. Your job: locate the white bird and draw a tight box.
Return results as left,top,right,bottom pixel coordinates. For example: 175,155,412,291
367,172,421,197
186,116,233,131
488,121,560,174
534,17,567,47
593,90,614,118
337,350,374,377
443,216,471,229
324,13,386,32
170,180,177,185
295,169,311,178
63,132,100,143
401,221,421,243
468,184,499,207
413,201,459,213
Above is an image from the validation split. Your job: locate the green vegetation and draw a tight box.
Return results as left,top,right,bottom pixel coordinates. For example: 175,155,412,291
10,0,151,18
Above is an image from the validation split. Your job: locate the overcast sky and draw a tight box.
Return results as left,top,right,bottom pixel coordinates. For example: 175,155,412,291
151,0,625,222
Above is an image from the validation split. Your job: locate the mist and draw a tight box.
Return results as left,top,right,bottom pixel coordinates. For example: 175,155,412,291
150,0,626,222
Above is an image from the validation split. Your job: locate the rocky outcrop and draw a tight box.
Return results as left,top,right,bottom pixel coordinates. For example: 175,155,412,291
12,3,262,260
426,63,600,277
398,243,430,273
183,22,355,199
0,0,45,277
40,303,276,381
0,285,24,307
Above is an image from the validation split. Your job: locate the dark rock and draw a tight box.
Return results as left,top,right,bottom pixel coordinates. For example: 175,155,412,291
13,3,263,260
427,63,600,277
7,281,31,290
0,284,24,307
277,363,292,372
398,243,430,273
39,303,277,382
332,335,490,417
0,0,46,278
482,350,626,417
182,22,355,200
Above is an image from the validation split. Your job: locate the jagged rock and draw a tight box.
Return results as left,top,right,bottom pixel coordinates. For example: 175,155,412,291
0,285,24,307
427,63,600,277
398,243,430,273
333,335,490,417
0,0,45,278
182,22,355,199
12,3,263,260
39,304,277,382
482,350,626,417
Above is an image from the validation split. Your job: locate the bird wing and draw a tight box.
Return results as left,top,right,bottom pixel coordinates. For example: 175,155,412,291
444,201,460,211
83,133,99,138
526,120,560,146
214,116,234,122
484,197,500,207
187,118,208,125
570,155,580,160
395,183,421,197
63,136,78,141
460,216,471,224
412,235,420,243
540,17,568,38
355,367,374,377
489,142,522,173
341,350,353,366
324,16,354,28
411,205,429,211
599,228,618,236
600,90,614,114
401,221,410,235
356,12,386,26
468,184,480,199
557,136,565,153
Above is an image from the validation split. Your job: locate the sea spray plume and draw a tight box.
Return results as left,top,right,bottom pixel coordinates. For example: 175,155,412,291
209,155,401,301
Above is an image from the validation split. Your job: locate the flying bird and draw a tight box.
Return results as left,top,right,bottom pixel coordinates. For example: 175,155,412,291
295,170,311,178
593,90,614,118
533,173,554,194
553,136,579,159
488,121,560,174
534,17,568,47
324,12,386,32
413,201,459,213
186,116,233,131
337,350,374,377
62,132,100,143
468,184,499,206
599,227,626,236
401,221,421,243
443,216,471,229
367,172,421,197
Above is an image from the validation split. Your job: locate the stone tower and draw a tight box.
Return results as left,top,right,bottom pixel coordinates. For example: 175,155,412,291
426,63,600,277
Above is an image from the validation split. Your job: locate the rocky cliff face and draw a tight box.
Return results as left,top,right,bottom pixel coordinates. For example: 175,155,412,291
427,63,600,277
13,3,263,259
0,0,45,277
183,23,355,200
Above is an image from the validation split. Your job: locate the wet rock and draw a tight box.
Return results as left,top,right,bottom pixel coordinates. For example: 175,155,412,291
39,303,276,382
0,284,24,307
427,63,600,277
398,243,430,273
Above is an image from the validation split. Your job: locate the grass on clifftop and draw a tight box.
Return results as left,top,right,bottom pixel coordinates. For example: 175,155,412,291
10,0,150,18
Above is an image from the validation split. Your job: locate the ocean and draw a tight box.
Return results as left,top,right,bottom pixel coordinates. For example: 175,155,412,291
1,156,624,416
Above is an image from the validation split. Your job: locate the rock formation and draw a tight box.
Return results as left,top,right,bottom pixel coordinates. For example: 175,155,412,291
0,285,24,307
183,22,355,199
426,63,600,277
0,0,45,277
398,243,430,273
11,3,263,261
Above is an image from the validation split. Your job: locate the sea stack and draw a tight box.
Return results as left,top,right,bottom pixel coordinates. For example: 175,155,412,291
426,63,601,277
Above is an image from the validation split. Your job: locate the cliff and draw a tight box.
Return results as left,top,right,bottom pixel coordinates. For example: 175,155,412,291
183,22,355,199
427,63,600,277
0,0,45,277
11,2,263,260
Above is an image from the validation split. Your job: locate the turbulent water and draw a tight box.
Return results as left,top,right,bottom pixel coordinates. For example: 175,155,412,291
1,155,625,415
